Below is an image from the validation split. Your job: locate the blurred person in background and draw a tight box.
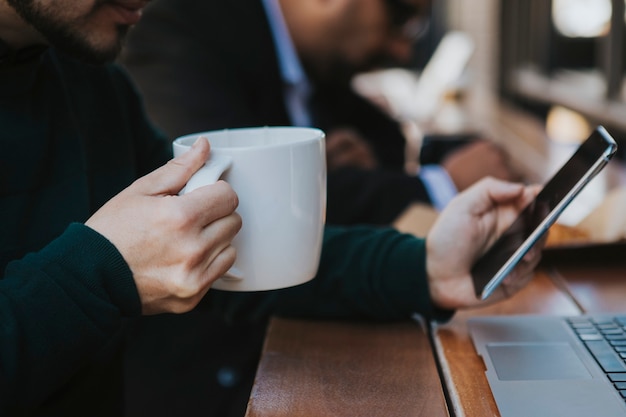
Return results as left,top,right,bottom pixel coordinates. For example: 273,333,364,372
121,0,516,227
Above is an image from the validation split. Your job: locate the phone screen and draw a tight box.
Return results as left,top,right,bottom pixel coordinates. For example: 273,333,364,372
471,126,618,300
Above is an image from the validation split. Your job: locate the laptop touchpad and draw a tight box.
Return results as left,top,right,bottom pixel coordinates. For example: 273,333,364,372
486,343,592,381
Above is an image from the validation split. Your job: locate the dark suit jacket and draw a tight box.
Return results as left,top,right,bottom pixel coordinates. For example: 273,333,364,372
121,0,432,226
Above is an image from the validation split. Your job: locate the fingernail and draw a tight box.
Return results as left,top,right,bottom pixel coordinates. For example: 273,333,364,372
192,136,205,149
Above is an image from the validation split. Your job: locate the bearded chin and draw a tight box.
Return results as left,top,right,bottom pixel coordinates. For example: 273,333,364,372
6,0,128,64
43,24,129,65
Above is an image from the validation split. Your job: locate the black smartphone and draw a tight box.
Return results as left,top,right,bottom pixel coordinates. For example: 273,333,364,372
471,126,618,300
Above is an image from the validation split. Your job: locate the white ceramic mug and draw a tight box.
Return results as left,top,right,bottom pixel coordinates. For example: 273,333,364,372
173,126,326,291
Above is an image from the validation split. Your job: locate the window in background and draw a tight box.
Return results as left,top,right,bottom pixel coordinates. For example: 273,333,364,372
552,0,611,38
500,0,626,143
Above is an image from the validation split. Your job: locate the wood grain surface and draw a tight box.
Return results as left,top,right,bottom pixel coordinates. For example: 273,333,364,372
246,318,449,417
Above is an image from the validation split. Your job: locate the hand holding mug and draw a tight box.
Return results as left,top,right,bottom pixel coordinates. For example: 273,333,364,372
174,126,326,292
85,138,242,314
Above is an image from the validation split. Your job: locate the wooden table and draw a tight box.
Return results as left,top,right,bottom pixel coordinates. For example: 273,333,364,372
245,318,449,417
245,245,626,417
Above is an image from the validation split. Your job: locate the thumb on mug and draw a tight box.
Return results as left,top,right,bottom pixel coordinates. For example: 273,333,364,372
135,137,211,196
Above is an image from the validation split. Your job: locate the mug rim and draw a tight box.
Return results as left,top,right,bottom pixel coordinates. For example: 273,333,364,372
173,126,325,151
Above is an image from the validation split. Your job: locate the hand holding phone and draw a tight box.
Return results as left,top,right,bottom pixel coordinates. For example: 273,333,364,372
471,126,618,300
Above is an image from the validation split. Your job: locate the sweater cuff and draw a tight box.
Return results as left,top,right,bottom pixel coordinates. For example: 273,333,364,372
385,235,455,322
33,223,141,317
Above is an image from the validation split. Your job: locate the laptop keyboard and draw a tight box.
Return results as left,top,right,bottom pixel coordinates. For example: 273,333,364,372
568,316,626,401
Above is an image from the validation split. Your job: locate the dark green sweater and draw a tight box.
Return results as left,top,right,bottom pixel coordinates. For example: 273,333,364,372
0,47,441,416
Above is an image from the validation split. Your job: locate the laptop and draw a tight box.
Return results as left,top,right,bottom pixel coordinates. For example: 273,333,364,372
469,314,626,417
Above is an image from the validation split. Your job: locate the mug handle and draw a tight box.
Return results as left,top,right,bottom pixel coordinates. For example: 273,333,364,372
179,154,244,281
180,154,233,195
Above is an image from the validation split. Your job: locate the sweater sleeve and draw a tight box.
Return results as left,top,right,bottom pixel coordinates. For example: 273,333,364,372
108,63,173,174
0,223,141,414
205,225,453,323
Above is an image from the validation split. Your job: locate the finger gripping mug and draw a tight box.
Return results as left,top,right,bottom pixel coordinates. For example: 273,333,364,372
173,126,326,292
